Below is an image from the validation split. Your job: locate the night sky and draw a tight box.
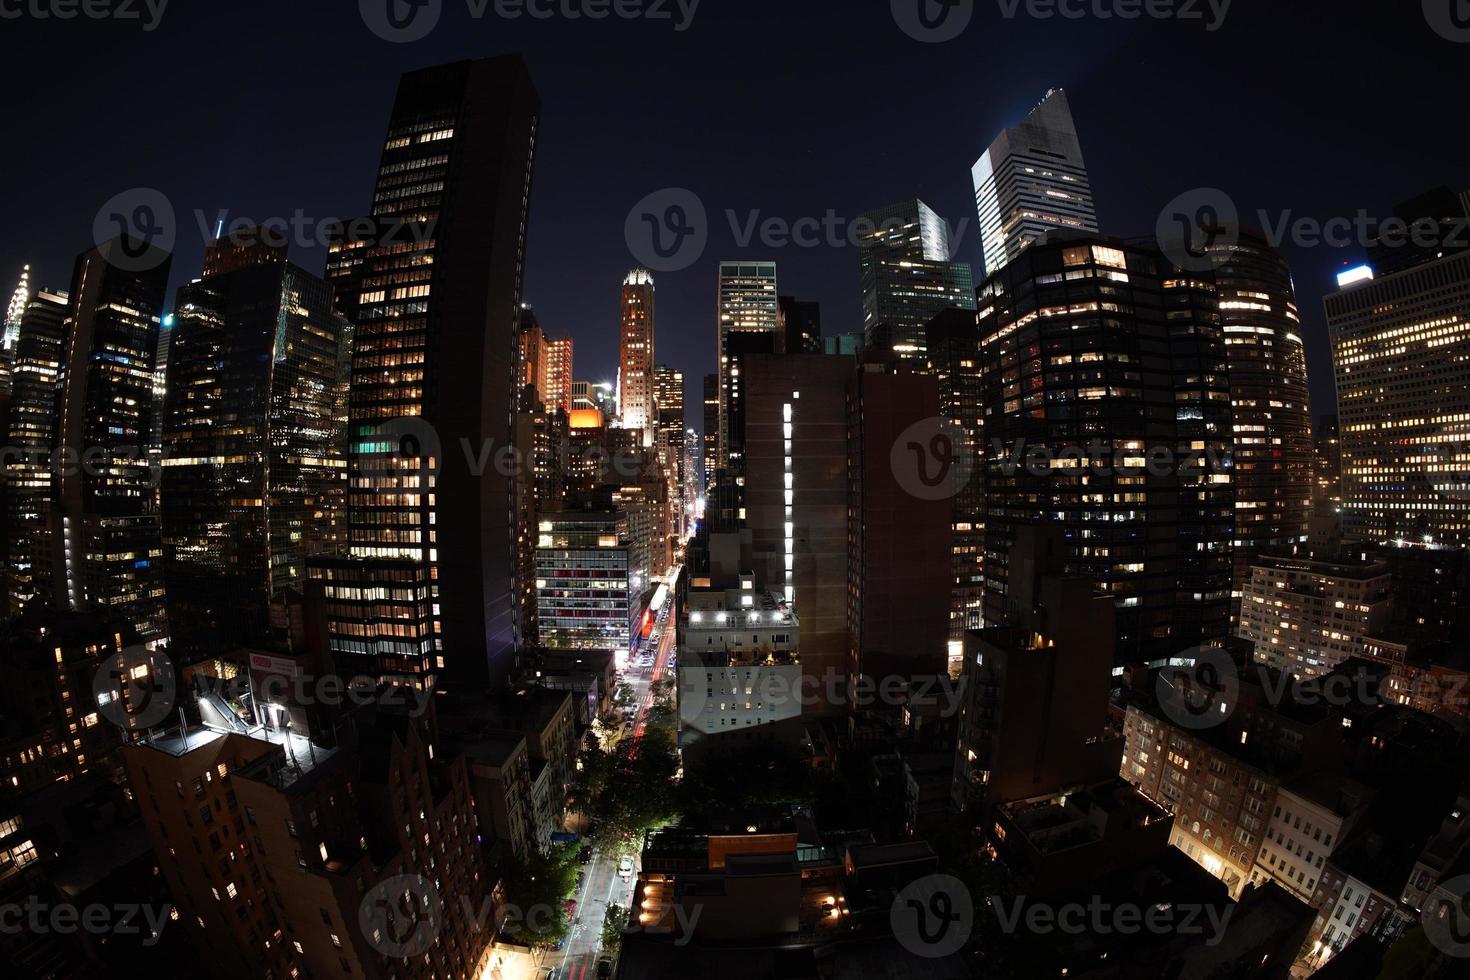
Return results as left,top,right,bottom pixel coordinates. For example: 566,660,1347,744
3,1,1468,426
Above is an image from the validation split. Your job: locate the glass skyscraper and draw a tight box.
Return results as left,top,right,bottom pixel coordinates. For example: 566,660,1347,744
160,235,352,645
856,198,975,363
972,89,1098,277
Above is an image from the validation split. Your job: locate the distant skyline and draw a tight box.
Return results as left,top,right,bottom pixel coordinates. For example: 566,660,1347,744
3,3,1469,425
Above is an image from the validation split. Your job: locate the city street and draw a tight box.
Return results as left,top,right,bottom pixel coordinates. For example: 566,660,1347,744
551,569,679,979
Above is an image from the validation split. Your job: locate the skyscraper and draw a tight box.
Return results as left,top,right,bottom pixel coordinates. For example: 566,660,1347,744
317,55,540,690
545,336,574,415
518,304,549,408
856,199,975,362
972,89,1098,277
701,372,718,495
619,269,656,445
1203,227,1313,620
1328,210,1470,547
777,295,822,354
3,287,67,616
160,234,352,645
653,363,685,536
715,261,778,471
926,307,985,642
976,237,1233,665
46,237,171,640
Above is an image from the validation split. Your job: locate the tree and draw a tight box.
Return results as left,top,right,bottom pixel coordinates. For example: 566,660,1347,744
498,843,580,950
601,903,628,958
587,727,680,852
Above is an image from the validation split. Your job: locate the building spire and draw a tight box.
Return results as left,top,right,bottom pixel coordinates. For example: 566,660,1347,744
3,264,30,350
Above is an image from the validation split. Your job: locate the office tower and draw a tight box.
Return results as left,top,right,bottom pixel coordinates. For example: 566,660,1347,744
743,353,852,713
1328,212,1470,547
777,295,822,354
46,237,171,640
1237,554,1391,678
715,261,778,470
619,269,656,445
713,328,778,529
571,378,609,415
701,373,718,494
535,506,636,650
847,361,953,682
318,56,540,690
972,89,1098,276
160,234,352,645
856,199,975,362
977,237,1233,665
1314,415,1342,509
926,307,984,642
1203,228,1313,621
3,288,67,616
518,304,548,408
653,364,685,536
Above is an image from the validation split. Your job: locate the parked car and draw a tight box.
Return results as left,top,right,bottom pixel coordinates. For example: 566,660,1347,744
618,855,634,879
578,844,594,864
597,959,613,979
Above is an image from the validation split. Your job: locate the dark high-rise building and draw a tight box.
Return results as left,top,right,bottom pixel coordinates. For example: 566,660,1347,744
3,287,68,616
45,238,171,640
926,307,985,642
160,234,353,645
977,237,1233,665
701,372,718,495
1364,186,1470,278
856,199,975,363
1203,227,1313,621
1314,414,1342,508
847,360,953,682
777,295,822,354
317,56,540,691
744,352,853,712
653,363,686,536
1328,200,1470,548
711,328,777,529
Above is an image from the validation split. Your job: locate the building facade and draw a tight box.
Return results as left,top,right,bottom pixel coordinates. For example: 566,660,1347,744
1237,554,1391,678
1327,246,1470,546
